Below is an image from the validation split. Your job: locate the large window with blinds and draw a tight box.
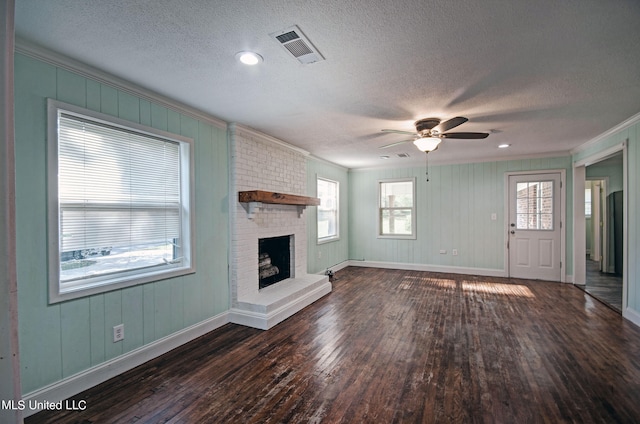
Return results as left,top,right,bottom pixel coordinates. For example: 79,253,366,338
47,100,194,302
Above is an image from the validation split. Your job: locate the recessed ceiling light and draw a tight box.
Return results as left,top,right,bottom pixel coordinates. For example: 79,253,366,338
235,51,263,65
498,143,511,149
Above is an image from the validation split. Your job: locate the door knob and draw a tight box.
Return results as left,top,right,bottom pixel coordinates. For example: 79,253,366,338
510,230,515,234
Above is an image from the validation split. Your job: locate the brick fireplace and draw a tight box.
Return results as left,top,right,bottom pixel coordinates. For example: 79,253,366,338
228,124,331,330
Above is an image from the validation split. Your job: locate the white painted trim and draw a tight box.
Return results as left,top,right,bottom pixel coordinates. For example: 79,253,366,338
350,260,508,278
229,281,332,330
574,142,626,167
623,307,640,328
46,100,197,303
504,169,567,282
325,260,351,274
571,112,640,156
572,143,628,311
622,144,628,317
22,312,230,418
573,167,586,285
14,37,227,130
316,176,340,244
234,123,311,157
377,177,417,240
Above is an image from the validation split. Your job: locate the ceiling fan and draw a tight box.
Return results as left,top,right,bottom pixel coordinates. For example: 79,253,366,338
380,117,489,152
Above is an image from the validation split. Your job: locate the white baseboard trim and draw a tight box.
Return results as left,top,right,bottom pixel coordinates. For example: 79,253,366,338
229,281,332,330
349,260,507,278
623,307,640,328
325,260,350,274
22,312,230,418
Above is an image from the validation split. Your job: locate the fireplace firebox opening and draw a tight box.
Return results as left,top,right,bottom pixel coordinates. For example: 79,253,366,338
258,235,293,289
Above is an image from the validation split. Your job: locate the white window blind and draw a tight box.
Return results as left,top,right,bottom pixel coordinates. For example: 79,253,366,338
50,104,193,300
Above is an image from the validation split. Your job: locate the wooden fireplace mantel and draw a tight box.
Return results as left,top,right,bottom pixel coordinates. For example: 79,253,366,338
238,190,320,219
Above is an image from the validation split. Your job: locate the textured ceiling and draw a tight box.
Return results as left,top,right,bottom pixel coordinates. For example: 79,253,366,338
14,0,640,168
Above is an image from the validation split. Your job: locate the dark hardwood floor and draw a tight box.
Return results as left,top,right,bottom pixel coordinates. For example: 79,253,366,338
577,258,623,312
26,267,640,423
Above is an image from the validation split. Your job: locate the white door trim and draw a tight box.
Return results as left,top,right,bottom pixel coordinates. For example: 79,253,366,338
504,169,567,282
573,142,628,318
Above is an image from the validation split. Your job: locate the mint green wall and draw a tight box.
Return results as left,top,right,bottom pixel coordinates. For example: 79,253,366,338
306,157,349,273
348,157,573,273
573,122,640,314
587,160,623,194
14,54,229,394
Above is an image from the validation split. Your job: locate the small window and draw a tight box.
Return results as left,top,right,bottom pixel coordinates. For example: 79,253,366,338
378,178,416,239
317,177,339,242
585,188,592,217
47,100,194,303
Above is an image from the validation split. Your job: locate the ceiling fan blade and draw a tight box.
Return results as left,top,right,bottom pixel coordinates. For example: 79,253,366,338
381,129,417,136
432,117,468,134
441,132,489,139
379,139,414,149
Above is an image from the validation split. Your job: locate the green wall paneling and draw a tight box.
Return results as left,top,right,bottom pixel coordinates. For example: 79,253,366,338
348,157,572,273
14,53,230,395
306,158,350,274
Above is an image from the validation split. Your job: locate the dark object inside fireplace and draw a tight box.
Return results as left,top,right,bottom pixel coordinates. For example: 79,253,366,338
259,235,291,289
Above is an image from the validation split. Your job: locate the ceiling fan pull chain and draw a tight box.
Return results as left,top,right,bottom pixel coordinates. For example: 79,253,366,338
425,151,429,182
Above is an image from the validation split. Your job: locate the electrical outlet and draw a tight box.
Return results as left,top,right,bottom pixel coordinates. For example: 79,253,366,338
491,213,497,221
439,249,446,254
452,249,458,256
113,324,124,342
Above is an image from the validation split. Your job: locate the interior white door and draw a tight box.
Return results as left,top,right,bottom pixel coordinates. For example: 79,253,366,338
508,173,562,281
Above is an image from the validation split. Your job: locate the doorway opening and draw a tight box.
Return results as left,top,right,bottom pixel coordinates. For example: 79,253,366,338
580,153,624,312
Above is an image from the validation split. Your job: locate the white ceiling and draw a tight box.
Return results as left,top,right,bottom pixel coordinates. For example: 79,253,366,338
14,0,640,169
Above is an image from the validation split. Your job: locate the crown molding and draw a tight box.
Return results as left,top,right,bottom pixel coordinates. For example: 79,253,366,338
570,111,640,156
349,150,572,172
233,123,310,156
14,37,227,130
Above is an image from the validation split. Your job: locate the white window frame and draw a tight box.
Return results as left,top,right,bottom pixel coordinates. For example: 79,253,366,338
47,100,195,303
377,177,417,239
317,176,340,243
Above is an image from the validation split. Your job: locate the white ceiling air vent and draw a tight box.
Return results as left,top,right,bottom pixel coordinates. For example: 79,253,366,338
397,153,411,158
270,25,325,65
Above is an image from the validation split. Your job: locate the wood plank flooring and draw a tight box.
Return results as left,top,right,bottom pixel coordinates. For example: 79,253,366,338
578,259,623,312
26,267,640,423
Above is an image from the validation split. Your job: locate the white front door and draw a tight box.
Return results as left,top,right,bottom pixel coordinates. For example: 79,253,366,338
508,173,562,281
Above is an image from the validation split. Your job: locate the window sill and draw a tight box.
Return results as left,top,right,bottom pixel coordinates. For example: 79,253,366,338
317,236,340,245
50,265,195,304
377,234,417,240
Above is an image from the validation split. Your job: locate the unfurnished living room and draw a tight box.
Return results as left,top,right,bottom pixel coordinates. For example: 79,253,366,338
2,1,640,423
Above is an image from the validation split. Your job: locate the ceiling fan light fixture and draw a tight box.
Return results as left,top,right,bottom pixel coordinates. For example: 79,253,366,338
413,137,441,152
236,51,263,65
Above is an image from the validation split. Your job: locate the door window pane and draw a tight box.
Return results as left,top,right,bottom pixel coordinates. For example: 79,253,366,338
516,181,554,230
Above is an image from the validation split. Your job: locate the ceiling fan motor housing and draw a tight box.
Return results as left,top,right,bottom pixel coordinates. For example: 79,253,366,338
415,118,441,136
